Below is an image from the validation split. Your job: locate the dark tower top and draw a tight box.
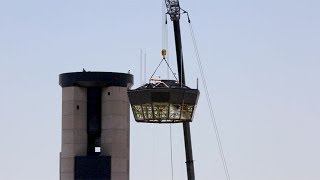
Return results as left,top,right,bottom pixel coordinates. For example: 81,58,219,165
59,72,133,88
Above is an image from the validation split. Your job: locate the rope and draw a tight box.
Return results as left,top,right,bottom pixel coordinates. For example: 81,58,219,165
166,16,170,79
164,58,178,80
170,124,174,180
150,58,165,80
188,17,232,180
164,2,174,179
152,125,156,179
163,1,170,79
140,49,143,85
144,51,147,84
162,0,166,49
149,58,178,81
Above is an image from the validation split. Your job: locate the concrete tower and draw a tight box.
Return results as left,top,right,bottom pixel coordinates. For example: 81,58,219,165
59,72,133,180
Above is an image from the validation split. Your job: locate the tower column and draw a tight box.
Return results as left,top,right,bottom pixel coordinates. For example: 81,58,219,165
59,72,133,180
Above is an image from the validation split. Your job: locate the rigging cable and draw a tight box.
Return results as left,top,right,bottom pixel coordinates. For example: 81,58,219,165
152,124,157,179
149,58,178,81
166,17,170,79
170,124,174,180
144,51,147,84
163,2,174,179
140,49,143,85
187,15,232,180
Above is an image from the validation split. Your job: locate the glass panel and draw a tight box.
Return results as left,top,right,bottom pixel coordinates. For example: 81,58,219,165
181,104,194,120
132,105,144,120
142,103,153,119
153,103,169,120
169,104,181,119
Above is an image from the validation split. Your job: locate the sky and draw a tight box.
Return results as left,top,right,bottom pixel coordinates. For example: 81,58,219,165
0,0,319,180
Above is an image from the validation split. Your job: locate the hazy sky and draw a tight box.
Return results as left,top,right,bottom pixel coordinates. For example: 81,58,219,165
0,0,319,180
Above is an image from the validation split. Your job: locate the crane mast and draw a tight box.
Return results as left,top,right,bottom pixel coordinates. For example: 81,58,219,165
165,1,195,180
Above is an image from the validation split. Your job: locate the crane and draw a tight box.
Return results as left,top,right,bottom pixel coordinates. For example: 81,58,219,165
130,1,231,180
128,1,198,180
164,1,195,180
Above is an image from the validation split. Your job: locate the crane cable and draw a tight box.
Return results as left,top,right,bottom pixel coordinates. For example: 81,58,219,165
163,1,175,180
187,15,232,180
149,57,178,81
169,124,174,180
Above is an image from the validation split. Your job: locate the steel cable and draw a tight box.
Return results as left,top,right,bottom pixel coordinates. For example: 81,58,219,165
163,2,175,179
188,20,232,180
170,124,174,180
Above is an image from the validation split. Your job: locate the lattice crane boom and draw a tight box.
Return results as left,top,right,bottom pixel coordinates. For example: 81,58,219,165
165,0,182,21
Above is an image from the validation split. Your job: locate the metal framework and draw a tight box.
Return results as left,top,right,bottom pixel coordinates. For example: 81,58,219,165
165,0,181,21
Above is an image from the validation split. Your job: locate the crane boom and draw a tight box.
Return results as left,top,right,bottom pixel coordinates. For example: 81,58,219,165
164,1,195,180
